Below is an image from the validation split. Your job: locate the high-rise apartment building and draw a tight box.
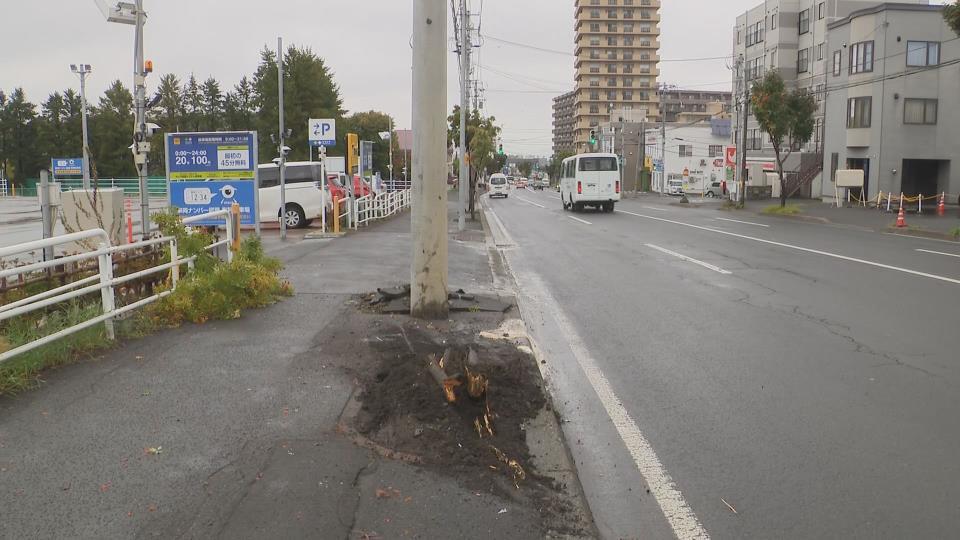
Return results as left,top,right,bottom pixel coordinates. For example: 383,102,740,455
573,0,661,154
552,90,577,155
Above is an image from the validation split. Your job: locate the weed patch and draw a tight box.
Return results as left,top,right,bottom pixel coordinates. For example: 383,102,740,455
762,204,803,215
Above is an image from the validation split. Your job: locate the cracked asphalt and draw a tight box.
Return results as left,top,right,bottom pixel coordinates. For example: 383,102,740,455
485,189,959,539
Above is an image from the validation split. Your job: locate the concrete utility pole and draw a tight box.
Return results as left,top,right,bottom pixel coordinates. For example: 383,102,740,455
133,0,149,237
71,64,93,189
739,56,749,208
636,120,645,195
278,36,288,241
457,0,469,232
410,0,449,319
660,86,666,195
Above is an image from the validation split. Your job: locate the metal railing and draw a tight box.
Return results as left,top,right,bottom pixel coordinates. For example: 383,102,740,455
0,208,237,364
355,189,411,228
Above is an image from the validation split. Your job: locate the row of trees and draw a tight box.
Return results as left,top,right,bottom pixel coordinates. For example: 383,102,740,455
0,44,402,185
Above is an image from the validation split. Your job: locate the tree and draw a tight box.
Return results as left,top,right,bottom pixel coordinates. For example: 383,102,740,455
0,88,39,183
200,77,224,131
517,161,533,178
153,73,184,132
36,91,80,165
253,45,344,163
89,80,136,178
223,76,256,131
448,106,501,218
750,71,817,208
548,151,573,183
182,74,203,132
945,1,960,34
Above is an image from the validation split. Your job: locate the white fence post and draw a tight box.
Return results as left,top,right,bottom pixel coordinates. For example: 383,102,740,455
97,242,116,340
170,239,180,287
225,211,235,263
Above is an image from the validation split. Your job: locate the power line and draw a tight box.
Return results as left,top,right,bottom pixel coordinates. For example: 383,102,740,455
482,33,734,63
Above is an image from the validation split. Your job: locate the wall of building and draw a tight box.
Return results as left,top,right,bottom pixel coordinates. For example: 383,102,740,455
821,4,958,202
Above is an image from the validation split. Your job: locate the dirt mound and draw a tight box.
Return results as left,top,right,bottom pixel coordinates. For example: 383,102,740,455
355,320,547,498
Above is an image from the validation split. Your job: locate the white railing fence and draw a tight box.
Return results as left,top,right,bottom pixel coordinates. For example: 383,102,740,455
354,189,412,229
0,208,237,364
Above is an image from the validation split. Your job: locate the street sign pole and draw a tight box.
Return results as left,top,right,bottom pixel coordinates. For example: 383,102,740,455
278,36,287,241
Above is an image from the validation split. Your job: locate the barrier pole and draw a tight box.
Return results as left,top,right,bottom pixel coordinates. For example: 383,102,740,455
230,202,241,254
886,192,892,213
333,196,340,234
918,193,922,214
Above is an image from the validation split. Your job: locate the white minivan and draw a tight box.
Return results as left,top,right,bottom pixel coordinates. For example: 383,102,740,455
488,173,509,198
258,161,329,228
560,153,621,213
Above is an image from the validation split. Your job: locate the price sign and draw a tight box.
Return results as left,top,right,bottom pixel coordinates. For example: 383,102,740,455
165,132,255,180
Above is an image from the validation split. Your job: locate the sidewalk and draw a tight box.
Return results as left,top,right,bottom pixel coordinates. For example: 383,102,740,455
758,199,960,238
0,200,591,538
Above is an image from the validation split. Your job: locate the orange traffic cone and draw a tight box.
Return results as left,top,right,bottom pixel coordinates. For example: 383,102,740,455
896,206,907,228
937,193,945,216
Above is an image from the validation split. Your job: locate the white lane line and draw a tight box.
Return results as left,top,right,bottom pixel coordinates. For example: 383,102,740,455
916,248,960,259
517,271,710,540
642,206,670,212
646,243,732,275
515,196,546,209
616,209,960,285
568,216,593,226
715,217,770,228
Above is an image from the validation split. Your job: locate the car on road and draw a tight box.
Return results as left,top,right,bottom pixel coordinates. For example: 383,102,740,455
532,179,546,190
258,162,328,229
517,178,528,189
559,153,621,213
667,178,684,196
489,173,509,198
703,181,723,198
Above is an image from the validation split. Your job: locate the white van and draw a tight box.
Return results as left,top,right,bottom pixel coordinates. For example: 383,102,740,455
559,153,621,213
258,162,329,228
488,173,509,198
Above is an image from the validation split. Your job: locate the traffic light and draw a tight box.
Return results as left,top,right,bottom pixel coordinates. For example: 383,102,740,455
589,129,597,145
347,133,359,174
497,143,504,155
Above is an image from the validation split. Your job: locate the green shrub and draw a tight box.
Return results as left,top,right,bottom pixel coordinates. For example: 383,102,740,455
762,204,802,215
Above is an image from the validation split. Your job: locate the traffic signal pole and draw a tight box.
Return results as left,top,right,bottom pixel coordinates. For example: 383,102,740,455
410,0,449,319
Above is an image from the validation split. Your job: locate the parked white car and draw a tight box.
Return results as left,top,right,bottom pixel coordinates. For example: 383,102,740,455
258,162,329,229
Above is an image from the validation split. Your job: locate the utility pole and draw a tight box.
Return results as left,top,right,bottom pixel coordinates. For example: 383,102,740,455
389,117,394,190
278,36,288,241
738,56,749,208
133,0,149,238
457,0,469,232
410,0,449,319
636,120,645,195
70,64,93,189
660,86,666,195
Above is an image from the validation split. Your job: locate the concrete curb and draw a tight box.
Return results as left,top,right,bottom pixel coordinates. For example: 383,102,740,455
756,212,831,224
884,227,960,242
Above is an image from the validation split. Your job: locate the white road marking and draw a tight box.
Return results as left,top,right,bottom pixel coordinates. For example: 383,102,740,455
916,248,960,259
568,216,593,226
515,271,710,540
883,232,960,245
616,209,960,286
642,206,670,212
515,196,546,209
715,217,770,228
646,244,732,275
485,205,516,247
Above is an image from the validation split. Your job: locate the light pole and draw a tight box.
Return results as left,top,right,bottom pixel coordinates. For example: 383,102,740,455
70,64,93,189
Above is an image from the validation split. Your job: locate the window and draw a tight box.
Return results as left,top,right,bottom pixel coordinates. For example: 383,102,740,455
749,129,763,150
624,9,634,18
904,98,937,125
579,157,618,171
607,9,617,18
771,11,777,29
607,36,617,45
817,43,825,61
678,145,693,157
746,21,764,46
590,91,600,100
906,41,940,67
607,90,617,100
849,41,874,74
799,9,810,34
624,24,634,32
747,56,765,80
607,77,617,86
798,48,810,73
589,105,600,114
832,50,842,75
817,2,825,20
623,90,633,100
608,23,618,32
708,145,723,157
847,97,872,128
590,9,600,18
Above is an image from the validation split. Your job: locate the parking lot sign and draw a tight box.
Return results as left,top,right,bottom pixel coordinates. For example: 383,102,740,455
52,158,83,177
309,119,336,147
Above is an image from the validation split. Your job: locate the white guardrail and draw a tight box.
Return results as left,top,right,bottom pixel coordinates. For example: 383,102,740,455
0,208,237,364
354,189,411,229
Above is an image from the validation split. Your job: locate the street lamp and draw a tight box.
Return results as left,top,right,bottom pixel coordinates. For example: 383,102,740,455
70,64,93,189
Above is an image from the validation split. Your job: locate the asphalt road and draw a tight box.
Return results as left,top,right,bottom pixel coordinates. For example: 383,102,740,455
484,188,960,539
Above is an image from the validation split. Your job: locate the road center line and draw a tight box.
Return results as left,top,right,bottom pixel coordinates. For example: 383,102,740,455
515,196,546,209
715,217,770,228
616,209,960,285
916,248,960,259
516,271,710,540
568,216,593,226
646,243,732,275
642,206,670,212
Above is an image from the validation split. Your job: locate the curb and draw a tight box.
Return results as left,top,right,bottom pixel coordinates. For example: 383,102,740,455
756,212,831,224
884,227,960,242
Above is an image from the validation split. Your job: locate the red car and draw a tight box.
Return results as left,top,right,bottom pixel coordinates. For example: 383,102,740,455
326,174,375,200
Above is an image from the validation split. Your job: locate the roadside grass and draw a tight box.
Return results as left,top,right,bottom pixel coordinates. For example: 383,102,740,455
0,212,292,396
951,226,960,239
719,200,739,211
762,204,803,215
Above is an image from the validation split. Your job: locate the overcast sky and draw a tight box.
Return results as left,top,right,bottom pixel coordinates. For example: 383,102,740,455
0,1,944,156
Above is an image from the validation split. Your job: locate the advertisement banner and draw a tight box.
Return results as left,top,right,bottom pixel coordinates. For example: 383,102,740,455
169,180,256,225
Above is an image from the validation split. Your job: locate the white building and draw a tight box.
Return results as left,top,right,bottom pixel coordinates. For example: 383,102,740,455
646,119,733,195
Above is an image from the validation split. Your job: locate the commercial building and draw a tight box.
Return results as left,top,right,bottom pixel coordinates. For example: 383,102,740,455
552,90,577,155
731,0,929,198
820,3,958,202
573,0,662,154
659,89,732,123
